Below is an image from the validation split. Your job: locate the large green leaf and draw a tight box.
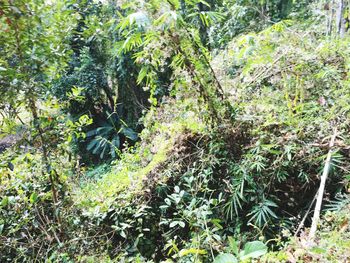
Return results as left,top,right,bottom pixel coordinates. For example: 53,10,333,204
213,253,238,263
239,241,267,260
110,136,120,158
122,126,138,141
30,192,38,204
86,139,99,151
228,237,239,256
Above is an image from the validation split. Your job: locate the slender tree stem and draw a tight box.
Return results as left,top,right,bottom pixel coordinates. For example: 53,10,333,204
29,98,61,227
309,128,337,241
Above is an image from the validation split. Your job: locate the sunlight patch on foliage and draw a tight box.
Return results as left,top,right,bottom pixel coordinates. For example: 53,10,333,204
73,101,205,212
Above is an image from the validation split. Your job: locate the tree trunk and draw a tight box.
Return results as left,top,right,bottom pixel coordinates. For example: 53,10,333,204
29,98,61,227
327,0,335,35
336,0,349,37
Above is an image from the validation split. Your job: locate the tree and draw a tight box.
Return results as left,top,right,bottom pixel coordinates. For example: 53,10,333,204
0,0,78,223
53,0,150,161
116,0,234,124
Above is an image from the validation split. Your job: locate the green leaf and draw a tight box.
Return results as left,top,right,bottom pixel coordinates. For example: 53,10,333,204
120,230,127,239
154,11,178,28
179,248,207,257
87,139,99,151
310,247,327,254
110,136,120,158
178,221,185,228
30,192,39,204
211,218,223,230
240,241,267,260
228,237,239,256
122,127,138,141
112,136,120,148
213,253,238,263
99,143,107,159
169,221,185,228
1,197,9,207
86,129,97,137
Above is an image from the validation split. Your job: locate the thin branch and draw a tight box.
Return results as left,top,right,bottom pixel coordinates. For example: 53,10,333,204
294,190,318,237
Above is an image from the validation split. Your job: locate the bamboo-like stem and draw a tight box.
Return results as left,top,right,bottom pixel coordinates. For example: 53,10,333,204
309,129,337,241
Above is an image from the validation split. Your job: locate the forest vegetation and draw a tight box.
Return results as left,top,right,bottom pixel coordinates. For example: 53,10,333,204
1,0,350,262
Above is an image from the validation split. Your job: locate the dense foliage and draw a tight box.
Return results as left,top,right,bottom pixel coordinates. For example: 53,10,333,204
1,0,350,262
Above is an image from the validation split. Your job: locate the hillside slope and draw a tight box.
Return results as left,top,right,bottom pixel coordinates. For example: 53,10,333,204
71,20,350,262
1,2,350,262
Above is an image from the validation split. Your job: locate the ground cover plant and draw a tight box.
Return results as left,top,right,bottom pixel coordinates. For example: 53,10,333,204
1,0,350,262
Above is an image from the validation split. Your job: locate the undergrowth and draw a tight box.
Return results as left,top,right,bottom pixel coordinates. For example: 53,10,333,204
1,7,350,262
